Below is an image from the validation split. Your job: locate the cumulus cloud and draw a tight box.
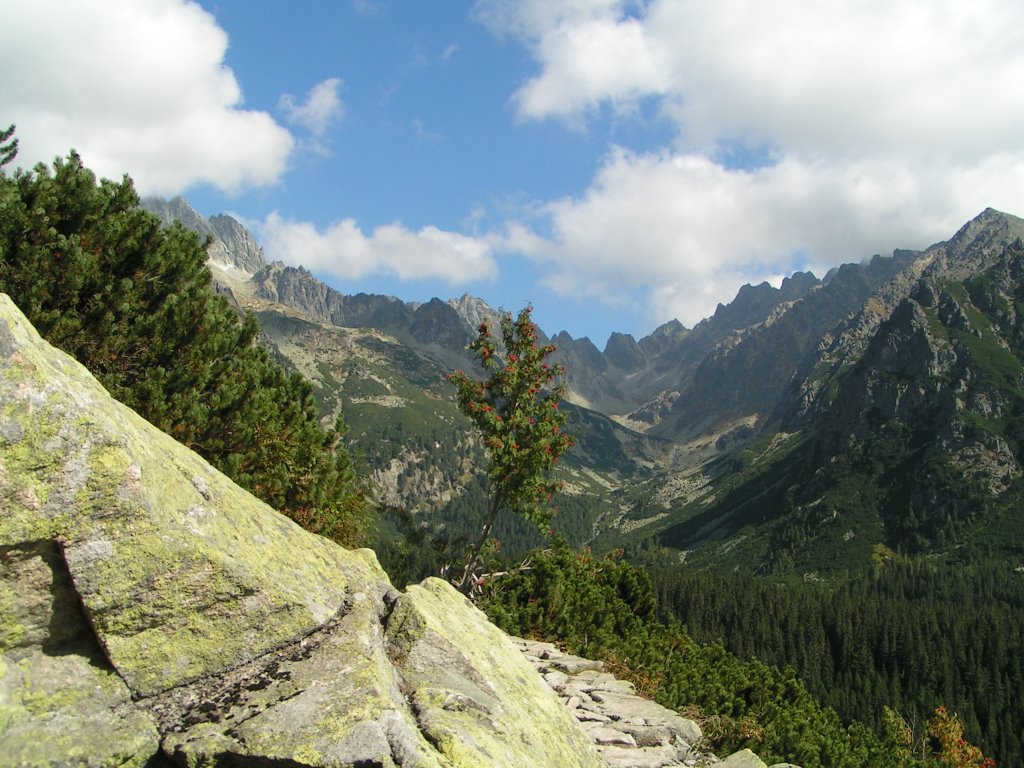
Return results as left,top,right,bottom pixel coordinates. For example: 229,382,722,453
0,0,293,196
255,213,499,284
478,0,1024,159
518,148,1024,327
279,78,344,137
475,0,1024,328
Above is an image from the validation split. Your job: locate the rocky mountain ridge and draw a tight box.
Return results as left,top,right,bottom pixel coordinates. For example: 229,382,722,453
655,216,1024,575
140,196,1024,577
142,197,904,448
784,208,1024,426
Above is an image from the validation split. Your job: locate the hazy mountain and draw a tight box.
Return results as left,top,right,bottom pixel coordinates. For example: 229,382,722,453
142,198,1024,768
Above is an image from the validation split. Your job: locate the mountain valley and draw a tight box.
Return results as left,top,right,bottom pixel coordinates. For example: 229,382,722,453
144,197,1024,585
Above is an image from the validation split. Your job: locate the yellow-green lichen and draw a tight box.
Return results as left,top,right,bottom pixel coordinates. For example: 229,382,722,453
387,579,605,768
0,651,159,767
2,294,384,695
0,580,25,650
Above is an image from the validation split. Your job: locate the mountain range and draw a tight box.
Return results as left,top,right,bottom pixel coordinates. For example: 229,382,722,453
142,197,1024,578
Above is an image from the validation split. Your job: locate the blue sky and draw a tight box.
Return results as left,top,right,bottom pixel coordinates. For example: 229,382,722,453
4,1,1024,346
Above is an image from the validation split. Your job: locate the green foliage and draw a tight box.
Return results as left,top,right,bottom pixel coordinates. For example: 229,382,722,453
447,306,575,591
0,124,16,168
0,149,370,546
653,559,1023,765
477,544,986,768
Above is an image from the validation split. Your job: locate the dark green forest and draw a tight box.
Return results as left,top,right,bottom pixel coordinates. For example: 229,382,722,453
479,545,997,768
652,560,1024,764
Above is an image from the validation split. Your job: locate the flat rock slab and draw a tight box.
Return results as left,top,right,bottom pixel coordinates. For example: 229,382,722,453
717,749,769,768
598,744,688,768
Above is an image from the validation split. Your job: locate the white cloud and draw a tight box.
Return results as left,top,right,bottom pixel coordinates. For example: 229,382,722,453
475,0,1024,328
478,0,1024,161
279,78,344,137
256,213,499,284
512,16,669,118
0,0,293,195
515,147,1024,328
352,0,381,17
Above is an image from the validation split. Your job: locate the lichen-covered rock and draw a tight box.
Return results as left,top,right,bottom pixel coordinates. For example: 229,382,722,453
717,749,769,768
162,585,445,768
0,540,160,767
0,292,373,695
386,578,606,768
0,293,609,767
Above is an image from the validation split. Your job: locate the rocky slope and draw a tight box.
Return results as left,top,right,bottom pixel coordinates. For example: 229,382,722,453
0,293,601,767
0,293,797,767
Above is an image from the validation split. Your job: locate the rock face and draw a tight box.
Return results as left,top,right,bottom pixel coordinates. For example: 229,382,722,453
208,213,267,274
140,197,266,274
0,293,606,767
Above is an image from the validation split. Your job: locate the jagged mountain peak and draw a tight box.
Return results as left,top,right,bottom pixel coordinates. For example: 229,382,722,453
447,292,500,333
638,319,688,355
780,270,821,298
603,331,644,370
141,196,266,275
706,271,821,332
948,206,1024,246
207,213,266,274
930,207,1024,279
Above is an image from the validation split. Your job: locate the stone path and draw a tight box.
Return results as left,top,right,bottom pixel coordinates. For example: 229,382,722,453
512,638,798,768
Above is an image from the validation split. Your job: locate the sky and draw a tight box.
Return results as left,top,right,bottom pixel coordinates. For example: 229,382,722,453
4,0,1024,346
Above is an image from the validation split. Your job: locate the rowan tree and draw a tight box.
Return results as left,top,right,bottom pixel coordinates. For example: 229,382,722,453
447,306,575,593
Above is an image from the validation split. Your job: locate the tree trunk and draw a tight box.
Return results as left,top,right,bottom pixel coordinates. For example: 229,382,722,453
457,496,502,594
